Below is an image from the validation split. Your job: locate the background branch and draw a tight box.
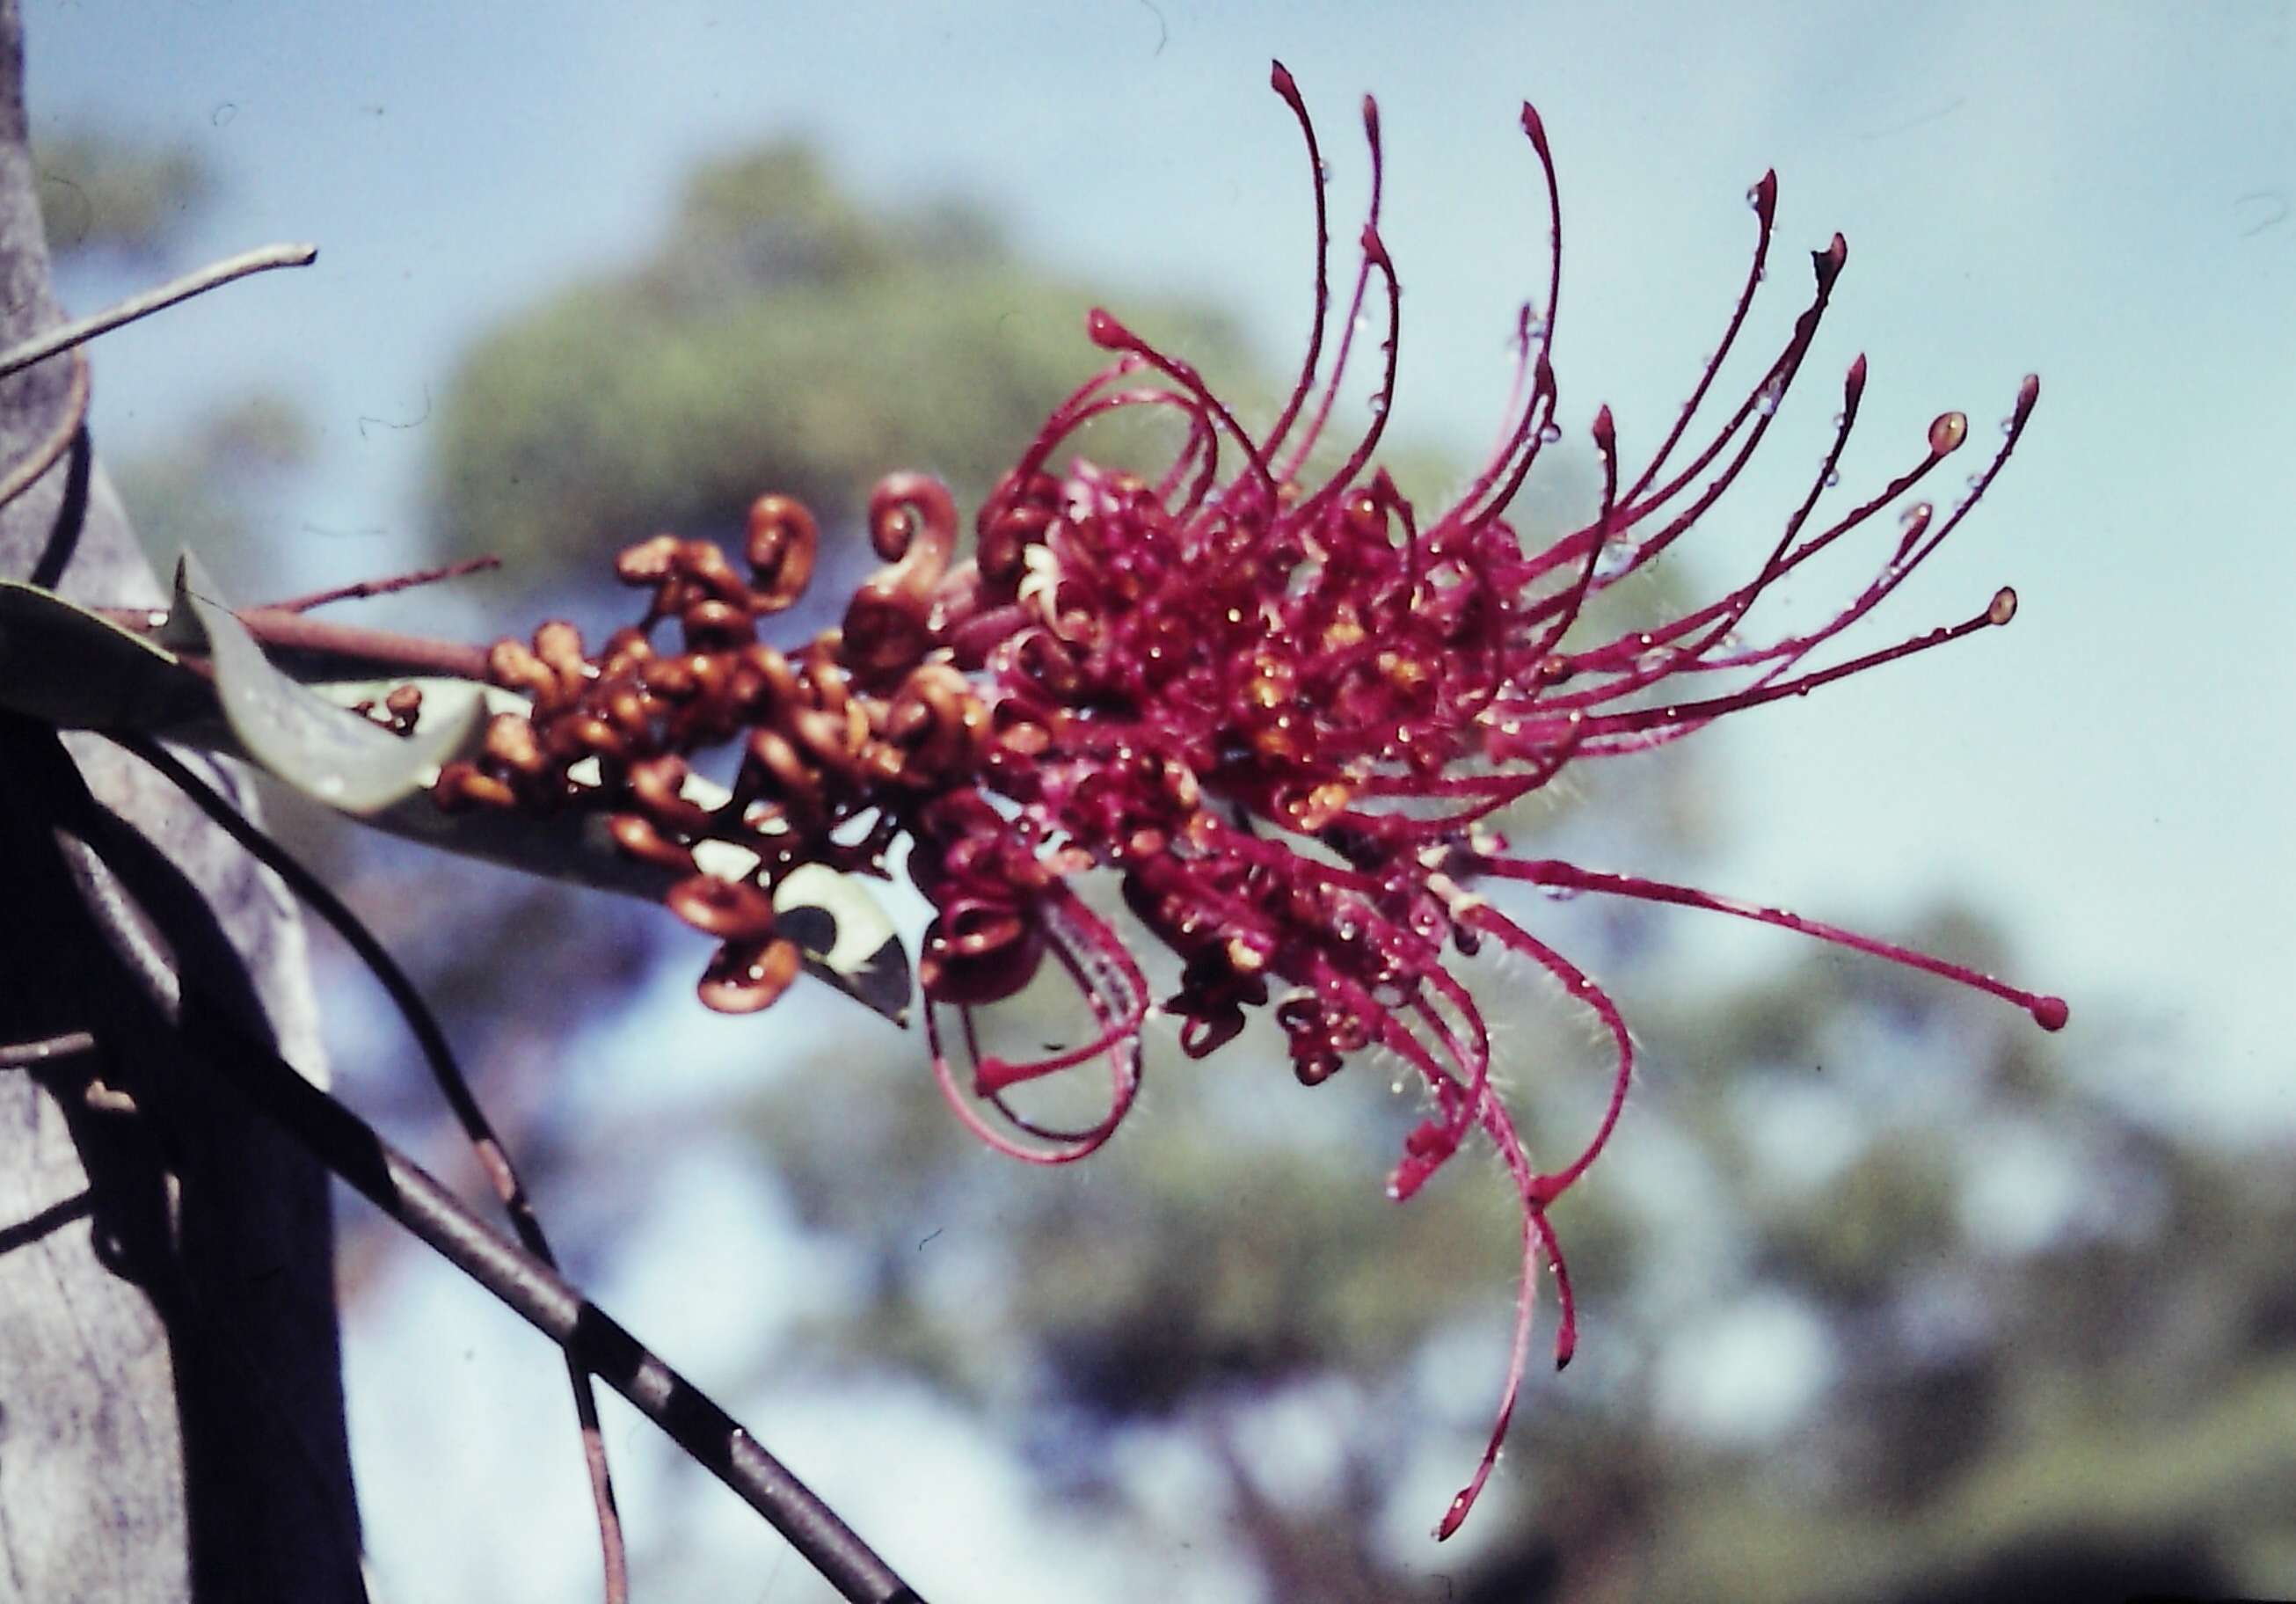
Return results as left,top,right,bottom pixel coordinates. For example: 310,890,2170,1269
0,241,315,380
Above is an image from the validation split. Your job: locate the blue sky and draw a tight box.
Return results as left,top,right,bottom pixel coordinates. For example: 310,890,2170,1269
23,2,2295,1595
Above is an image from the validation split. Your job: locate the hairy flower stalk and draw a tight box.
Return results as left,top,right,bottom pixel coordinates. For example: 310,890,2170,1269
445,64,2066,1538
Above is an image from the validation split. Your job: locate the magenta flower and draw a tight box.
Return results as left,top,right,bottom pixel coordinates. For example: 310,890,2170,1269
461,62,2065,1540
931,63,2063,1535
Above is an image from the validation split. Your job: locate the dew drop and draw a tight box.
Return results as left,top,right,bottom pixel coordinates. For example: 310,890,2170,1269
1317,159,1333,182
1538,884,1583,902
1367,392,1389,416
1537,421,1563,443
1593,539,1636,581
1755,380,1784,418
1822,468,1841,489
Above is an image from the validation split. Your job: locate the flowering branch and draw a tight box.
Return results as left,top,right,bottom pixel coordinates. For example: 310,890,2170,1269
413,62,2066,1540
24,62,2070,1557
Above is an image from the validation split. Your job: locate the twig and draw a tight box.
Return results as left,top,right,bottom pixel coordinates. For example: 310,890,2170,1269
112,733,629,1604
0,1029,97,1068
97,604,492,682
0,243,318,380
0,346,89,514
183,988,925,1604
264,556,503,616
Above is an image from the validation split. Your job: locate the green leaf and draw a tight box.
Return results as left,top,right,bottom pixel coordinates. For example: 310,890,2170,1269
0,580,215,732
773,863,911,1026
167,552,480,815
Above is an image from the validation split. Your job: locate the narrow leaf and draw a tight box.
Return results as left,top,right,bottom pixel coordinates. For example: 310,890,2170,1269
0,580,212,731
170,552,479,814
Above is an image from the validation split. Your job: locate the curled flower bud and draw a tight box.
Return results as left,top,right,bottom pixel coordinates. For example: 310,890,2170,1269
697,935,801,1013
745,493,818,613
608,812,696,873
666,873,778,944
433,759,517,812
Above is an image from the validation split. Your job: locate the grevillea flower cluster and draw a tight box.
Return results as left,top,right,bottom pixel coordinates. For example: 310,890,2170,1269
440,65,2066,1537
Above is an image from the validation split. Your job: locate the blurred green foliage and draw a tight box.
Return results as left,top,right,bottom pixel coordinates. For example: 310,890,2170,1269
33,124,213,264
426,142,1259,576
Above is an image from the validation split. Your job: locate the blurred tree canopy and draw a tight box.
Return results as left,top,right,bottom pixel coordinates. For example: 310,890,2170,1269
426,141,1263,579
33,123,214,265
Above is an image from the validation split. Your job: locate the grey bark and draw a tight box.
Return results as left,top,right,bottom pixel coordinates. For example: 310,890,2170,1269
0,4,365,1600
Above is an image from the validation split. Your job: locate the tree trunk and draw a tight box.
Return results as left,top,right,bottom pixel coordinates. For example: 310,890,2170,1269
0,4,365,1598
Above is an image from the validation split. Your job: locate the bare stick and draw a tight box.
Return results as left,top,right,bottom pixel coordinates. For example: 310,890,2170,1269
0,1029,96,1068
0,347,89,514
113,733,630,1604
97,604,492,682
264,556,504,616
179,976,925,1604
0,244,318,380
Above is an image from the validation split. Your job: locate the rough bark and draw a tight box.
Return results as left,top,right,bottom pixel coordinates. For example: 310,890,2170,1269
0,4,365,1599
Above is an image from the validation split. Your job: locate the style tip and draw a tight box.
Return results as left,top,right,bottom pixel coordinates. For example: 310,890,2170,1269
1519,102,1549,155
1085,307,1132,350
